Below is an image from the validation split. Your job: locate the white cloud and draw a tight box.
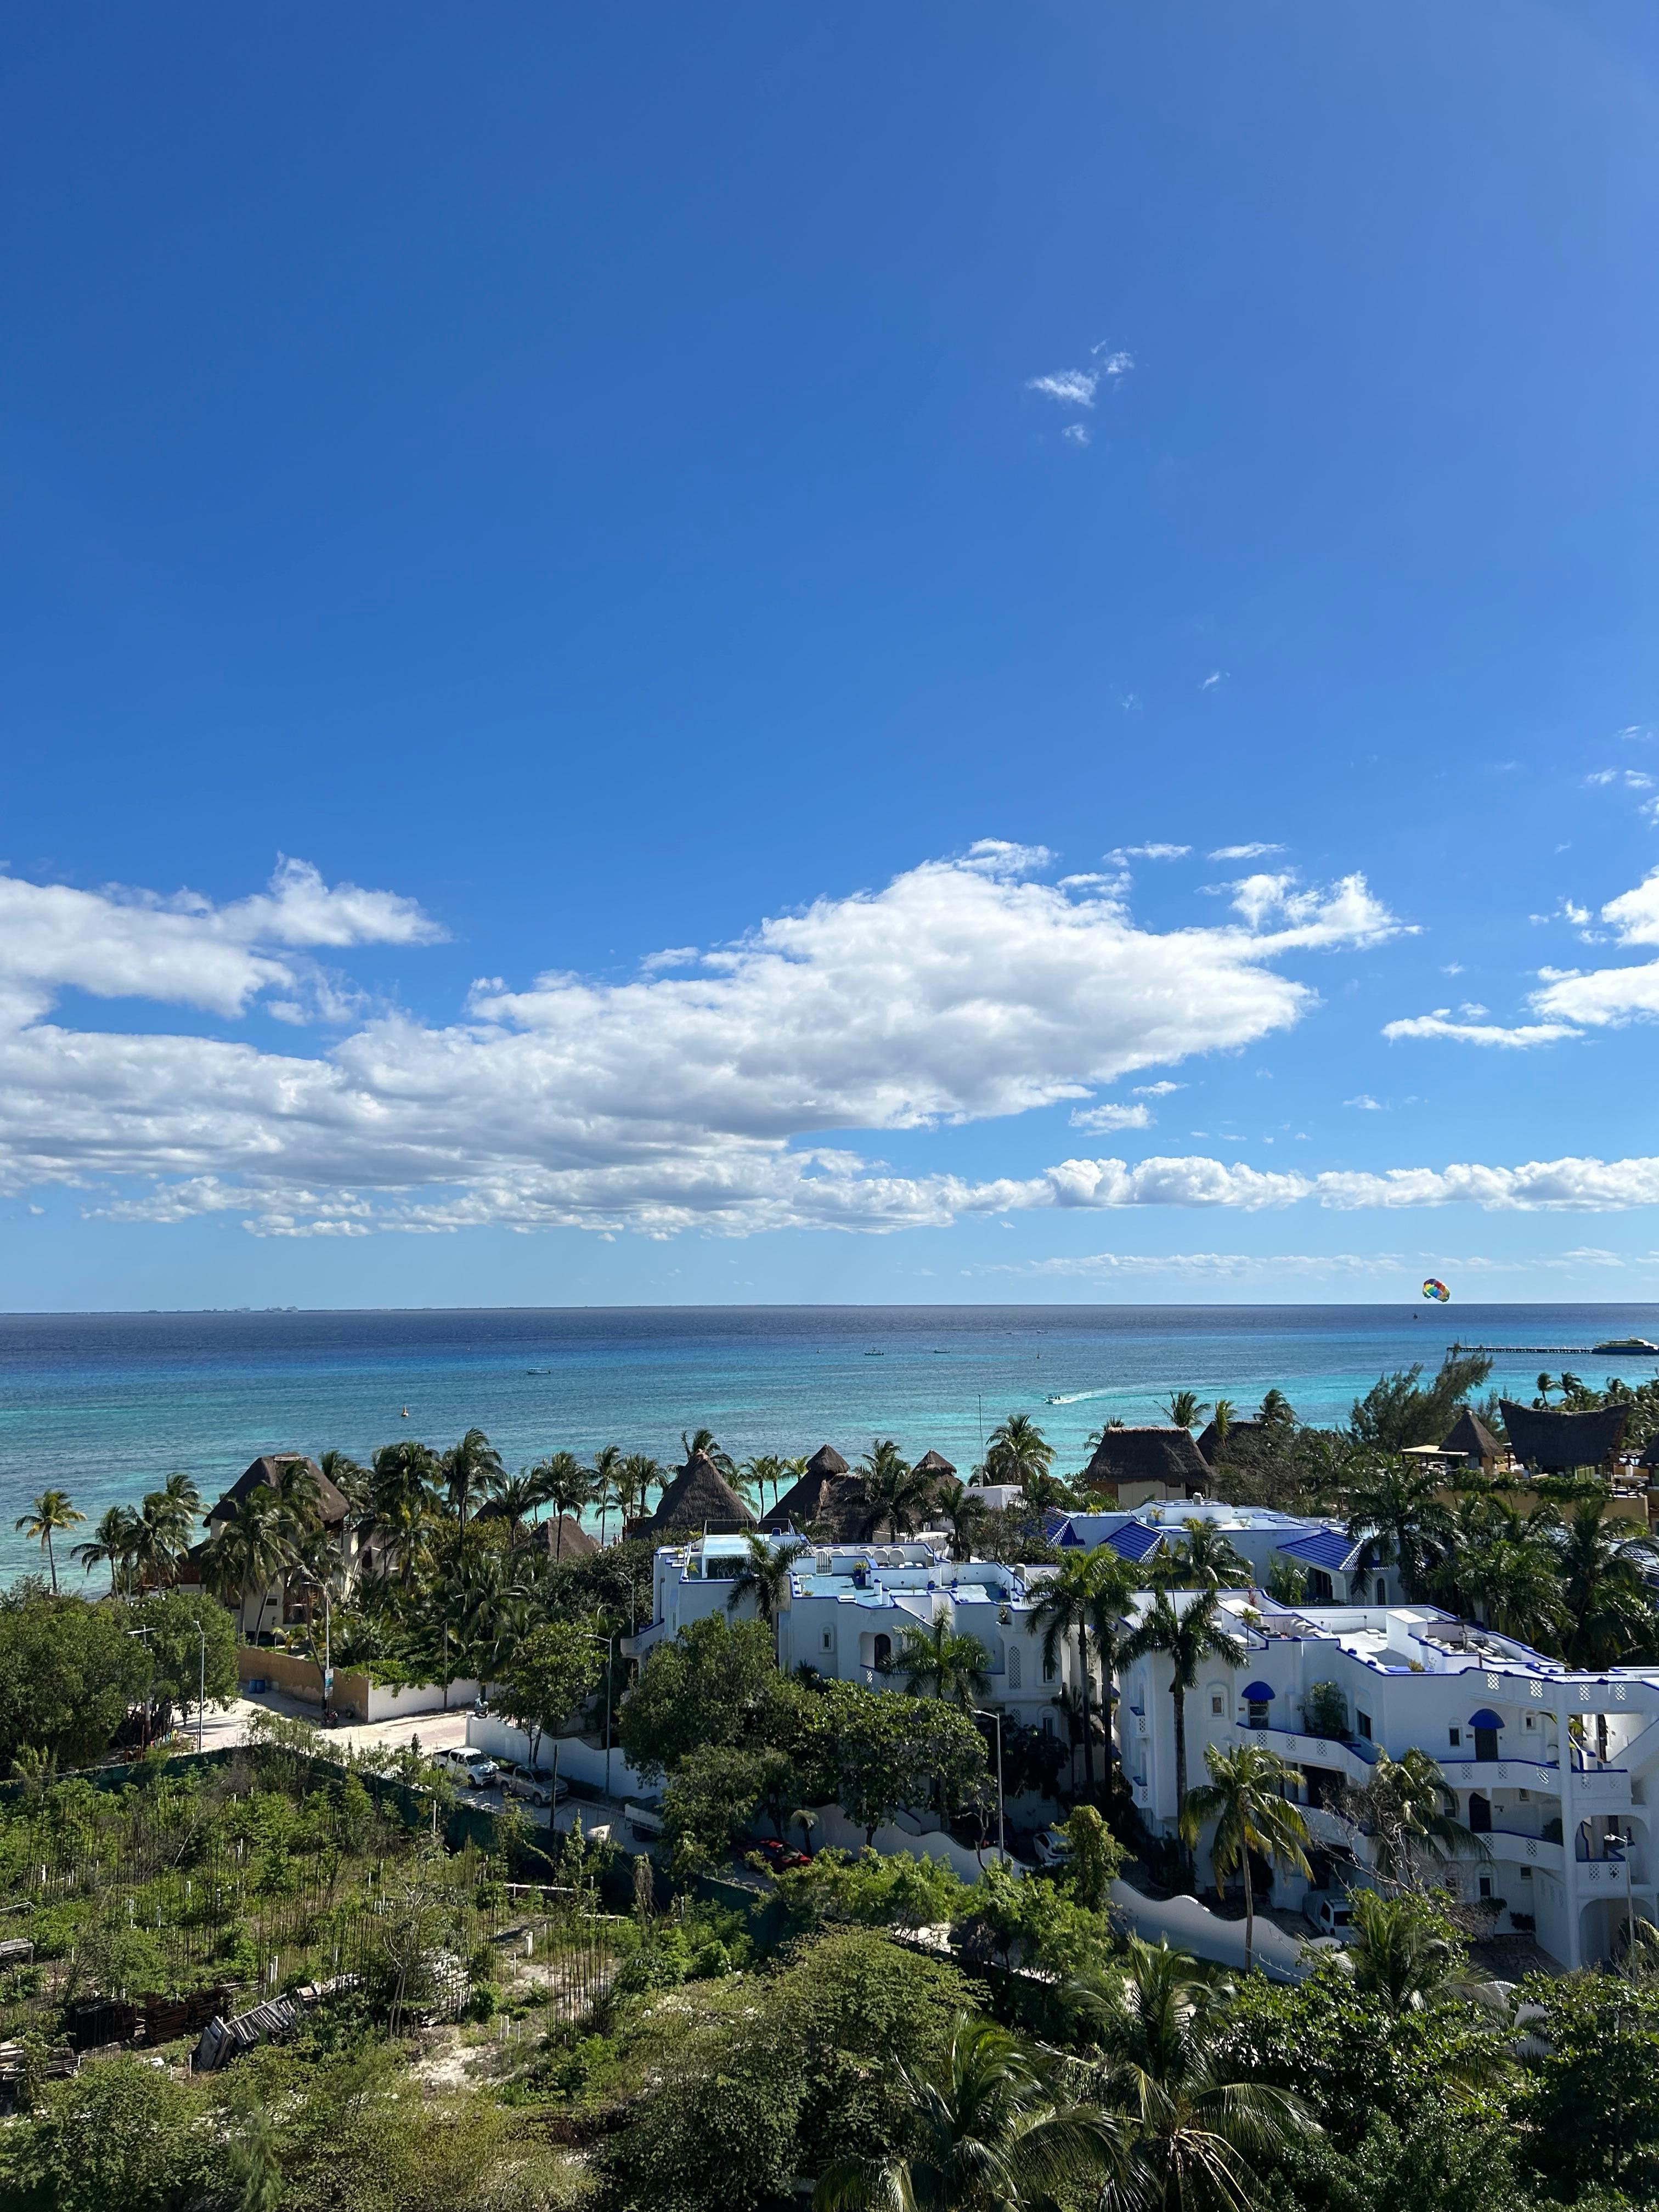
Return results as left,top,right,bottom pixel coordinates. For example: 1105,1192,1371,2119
0,848,1402,1239
1091,345,1134,377
1586,768,1655,792
1134,1080,1183,1097
1061,424,1091,447
1068,1102,1152,1133
1209,843,1283,861
1603,868,1659,947
1345,1094,1385,1110
1312,1156,1659,1211
1383,1012,1578,1048
1200,672,1224,691
1107,843,1190,863
1458,1002,1489,1018
1027,369,1098,408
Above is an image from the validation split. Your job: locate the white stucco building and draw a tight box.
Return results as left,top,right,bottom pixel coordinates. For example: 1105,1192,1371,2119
1047,1499,1402,1607
629,1531,1074,1731
1118,1587,1654,1968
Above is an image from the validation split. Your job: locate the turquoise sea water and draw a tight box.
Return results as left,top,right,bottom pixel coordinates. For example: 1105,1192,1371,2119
1,1304,1655,1583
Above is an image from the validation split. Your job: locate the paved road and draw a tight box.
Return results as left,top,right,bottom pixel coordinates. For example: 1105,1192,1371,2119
195,1692,475,1762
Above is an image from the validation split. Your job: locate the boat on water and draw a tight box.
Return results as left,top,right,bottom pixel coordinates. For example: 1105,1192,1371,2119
1593,1336,1659,1356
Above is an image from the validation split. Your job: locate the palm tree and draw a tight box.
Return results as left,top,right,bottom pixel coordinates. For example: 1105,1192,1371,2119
1162,1392,1211,1433
487,1471,543,1548
888,1615,992,1707
936,1480,991,1563
1180,1741,1311,1974
15,1491,84,1595
984,1413,1055,1488
1121,1588,1247,1884
681,1427,737,1477
1558,1498,1659,1668
813,2012,1126,2212
1029,1550,1133,1804
530,1450,594,1559
591,1444,625,1546
440,1426,504,1534
72,1504,142,1596
1156,1520,1252,1590
139,1472,201,1585
724,1533,809,1630
741,1454,788,1516
1071,1937,1318,2209
318,1449,369,1517
202,1488,295,1636
621,1453,662,1524
1342,1747,1485,1891
1344,1887,1462,2008
1257,1387,1294,1427
1342,1461,1452,1600
1209,1399,1236,1446
366,1438,440,1584
856,1439,931,1541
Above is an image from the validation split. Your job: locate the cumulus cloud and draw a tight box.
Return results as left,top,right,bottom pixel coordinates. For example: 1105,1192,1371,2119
1134,1080,1183,1097
1210,843,1283,861
1068,1102,1152,1133
1107,843,1190,863
0,847,1402,1239
1345,1094,1385,1110
1312,1156,1659,1211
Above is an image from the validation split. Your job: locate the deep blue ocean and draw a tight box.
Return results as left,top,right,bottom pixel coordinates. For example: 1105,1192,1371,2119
1,1303,1655,1583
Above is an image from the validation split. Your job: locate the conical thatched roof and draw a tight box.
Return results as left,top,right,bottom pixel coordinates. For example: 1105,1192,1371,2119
913,1449,957,1480
636,1449,754,1538
762,1464,865,1538
541,1514,599,1561
805,1444,849,1479
1441,1409,1503,1465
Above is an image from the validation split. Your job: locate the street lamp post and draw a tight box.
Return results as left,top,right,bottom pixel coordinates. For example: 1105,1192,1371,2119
972,1705,1006,1860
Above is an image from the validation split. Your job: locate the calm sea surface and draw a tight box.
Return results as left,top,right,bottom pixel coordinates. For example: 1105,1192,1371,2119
1,1304,1655,1583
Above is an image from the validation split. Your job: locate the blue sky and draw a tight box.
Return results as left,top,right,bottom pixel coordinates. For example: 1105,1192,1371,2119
5,0,1659,1310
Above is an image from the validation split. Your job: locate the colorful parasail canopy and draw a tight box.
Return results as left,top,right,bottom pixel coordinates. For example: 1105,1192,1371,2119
1422,1278,1450,1303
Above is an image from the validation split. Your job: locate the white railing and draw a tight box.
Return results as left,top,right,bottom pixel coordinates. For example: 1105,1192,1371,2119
1438,1755,1563,1796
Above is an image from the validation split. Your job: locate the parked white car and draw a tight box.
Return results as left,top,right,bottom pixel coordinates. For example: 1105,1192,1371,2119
1030,1826,1071,1869
1301,1888,1353,1936
435,1748,498,1790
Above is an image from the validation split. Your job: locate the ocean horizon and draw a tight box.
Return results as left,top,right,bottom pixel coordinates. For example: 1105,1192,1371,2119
1,1301,1655,1585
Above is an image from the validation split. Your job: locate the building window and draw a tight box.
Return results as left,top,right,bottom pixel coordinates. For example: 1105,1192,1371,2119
1247,1701,1271,1731
872,1633,891,1670
1211,1691,1225,1717
821,1628,835,1655
1356,1711,1372,1740
1375,1577,1387,1604
1041,1714,1054,1736
1042,1655,1057,1683
1478,1876,1492,1900
1448,1727,1461,1748
1008,1647,1022,1690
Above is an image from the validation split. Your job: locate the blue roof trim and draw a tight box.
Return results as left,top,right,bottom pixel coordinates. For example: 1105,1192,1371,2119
1107,1523,1166,1562
1242,1680,1276,1701
1276,1528,1363,1572
1467,1707,1504,1730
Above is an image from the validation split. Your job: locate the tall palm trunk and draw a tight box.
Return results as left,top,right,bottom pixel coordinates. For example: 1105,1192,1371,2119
1240,1842,1255,1972
1172,1684,1190,1882
1077,1620,1096,1801
44,1532,57,1596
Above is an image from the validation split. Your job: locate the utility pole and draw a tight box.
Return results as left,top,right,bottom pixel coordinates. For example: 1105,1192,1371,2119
973,1705,1006,1859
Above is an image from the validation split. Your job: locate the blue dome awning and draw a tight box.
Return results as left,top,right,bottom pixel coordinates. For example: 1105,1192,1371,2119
1467,1707,1504,1730
1241,1681,1276,1701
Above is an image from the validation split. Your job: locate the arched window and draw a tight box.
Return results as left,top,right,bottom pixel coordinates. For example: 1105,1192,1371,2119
872,1632,891,1671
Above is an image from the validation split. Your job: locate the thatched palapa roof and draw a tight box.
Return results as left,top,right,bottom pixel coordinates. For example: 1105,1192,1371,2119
1083,1426,1210,1496
913,1449,957,1480
1195,1419,1264,1468
1440,1409,1504,1465
636,1449,754,1538
209,1455,347,1528
1499,1400,1629,1474
541,1514,599,1561
761,1444,861,1537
